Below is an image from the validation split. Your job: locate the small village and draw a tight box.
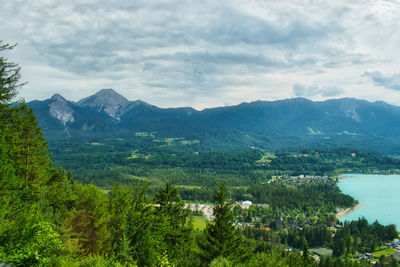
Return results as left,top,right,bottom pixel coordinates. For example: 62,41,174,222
350,239,400,264
268,174,334,185
187,200,400,264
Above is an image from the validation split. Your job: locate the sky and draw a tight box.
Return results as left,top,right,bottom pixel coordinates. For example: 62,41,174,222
1,0,400,110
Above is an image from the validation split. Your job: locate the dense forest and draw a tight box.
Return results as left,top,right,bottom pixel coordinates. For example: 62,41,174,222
48,135,400,201
1,42,399,266
333,218,398,257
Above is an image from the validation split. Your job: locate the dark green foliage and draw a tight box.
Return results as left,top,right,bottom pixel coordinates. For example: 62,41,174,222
0,205,65,266
108,183,194,266
27,89,400,155
333,217,398,257
108,183,162,266
123,184,162,266
155,182,194,266
248,183,356,211
67,184,110,256
1,41,398,267
0,41,24,104
108,184,135,263
318,256,371,267
244,243,314,267
0,43,72,265
280,225,333,249
46,134,400,203
199,183,251,264
8,104,51,188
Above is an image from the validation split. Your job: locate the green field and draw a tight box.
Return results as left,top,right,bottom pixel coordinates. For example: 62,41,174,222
372,247,396,257
310,247,332,256
176,185,202,189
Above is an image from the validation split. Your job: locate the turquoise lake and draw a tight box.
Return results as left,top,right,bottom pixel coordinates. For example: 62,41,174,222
338,174,400,226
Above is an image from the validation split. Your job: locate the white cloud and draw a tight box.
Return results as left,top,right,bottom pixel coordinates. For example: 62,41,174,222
1,0,400,109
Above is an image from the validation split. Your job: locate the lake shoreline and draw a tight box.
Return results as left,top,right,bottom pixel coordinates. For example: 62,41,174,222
336,203,362,219
337,174,400,226
338,175,361,180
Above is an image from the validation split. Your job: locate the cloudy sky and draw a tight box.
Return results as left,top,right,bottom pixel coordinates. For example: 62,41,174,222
1,0,400,109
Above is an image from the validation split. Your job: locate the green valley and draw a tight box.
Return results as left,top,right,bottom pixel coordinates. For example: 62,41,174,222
2,41,400,267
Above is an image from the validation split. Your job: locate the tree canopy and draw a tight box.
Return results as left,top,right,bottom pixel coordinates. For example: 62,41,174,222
0,41,24,104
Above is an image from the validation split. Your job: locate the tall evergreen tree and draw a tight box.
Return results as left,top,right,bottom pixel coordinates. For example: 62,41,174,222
7,104,51,189
67,184,110,256
0,41,24,104
0,41,72,266
124,183,162,266
155,182,194,266
199,183,251,265
108,184,137,264
0,41,19,187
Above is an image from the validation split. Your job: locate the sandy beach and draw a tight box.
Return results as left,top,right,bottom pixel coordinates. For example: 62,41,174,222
336,203,361,219
338,175,361,180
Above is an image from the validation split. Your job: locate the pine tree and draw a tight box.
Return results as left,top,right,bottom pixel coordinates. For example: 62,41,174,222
7,104,51,189
0,41,25,104
0,41,19,189
108,185,135,264
67,184,110,256
124,183,162,266
0,131,19,193
199,183,251,265
155,182,193,266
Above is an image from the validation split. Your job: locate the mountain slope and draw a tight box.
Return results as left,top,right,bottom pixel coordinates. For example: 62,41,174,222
27,90,400,153
29,92,120,139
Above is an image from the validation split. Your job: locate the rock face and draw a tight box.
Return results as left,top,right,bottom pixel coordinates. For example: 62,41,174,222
77,89,129,120
49,94,75,126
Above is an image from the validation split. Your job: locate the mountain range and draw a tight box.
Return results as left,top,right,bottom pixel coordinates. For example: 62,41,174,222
27,89,400,154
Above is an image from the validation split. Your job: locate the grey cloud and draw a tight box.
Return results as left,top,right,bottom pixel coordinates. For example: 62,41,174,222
7,0,363,78
2,0,395,107
293,83,344,97
137,50,330,93
201,8,340,48
364,71,400,91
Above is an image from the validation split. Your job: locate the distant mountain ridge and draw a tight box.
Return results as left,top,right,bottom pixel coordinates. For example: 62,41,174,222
27,89,400,154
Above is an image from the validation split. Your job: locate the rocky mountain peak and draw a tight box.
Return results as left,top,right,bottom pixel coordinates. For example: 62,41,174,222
51,93,67,102
49,94,74,126
77,89,130,120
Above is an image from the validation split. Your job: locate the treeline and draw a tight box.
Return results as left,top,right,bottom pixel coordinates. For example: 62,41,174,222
333,218,398,256
0,74,264,265
48,134,400,196
247,183,356,211
0,42,311,266
268,148,400,176
241,225,333,249
50,138,263,172
1,41,398,266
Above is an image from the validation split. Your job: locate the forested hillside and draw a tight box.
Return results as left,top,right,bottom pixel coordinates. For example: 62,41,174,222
28,89,400,155
2,42,399,266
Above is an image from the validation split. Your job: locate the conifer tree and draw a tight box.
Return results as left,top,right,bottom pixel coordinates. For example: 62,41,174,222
199,183,250,265
0,41,19,187
0,41,24,104
0,132,18,193
0,40,71,266
125,183,162,266
156,182,193,266
7,104,50,189
67,184,110,256
108,185,135,264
